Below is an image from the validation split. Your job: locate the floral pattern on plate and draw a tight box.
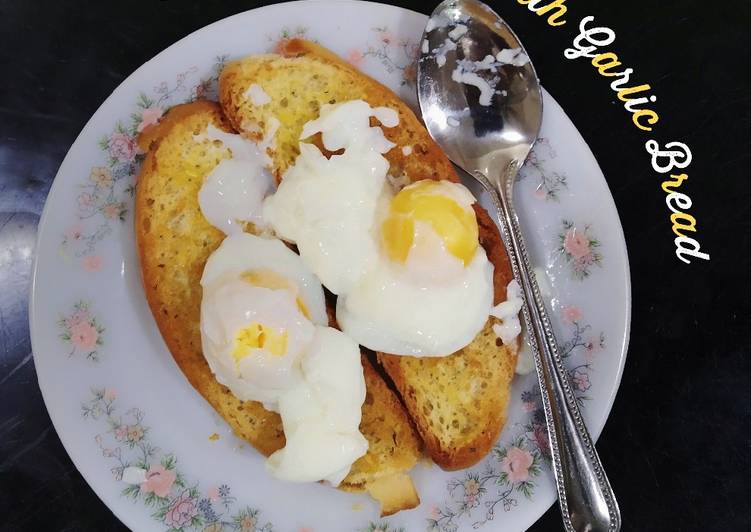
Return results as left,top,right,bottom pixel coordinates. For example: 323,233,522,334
58,301,104,361
82,389,275,532
358,27,419,87
61,57,227,269
518,138,568,201
268,25,312,52
559,220,604,280
359,522,406,532
428,312,604,530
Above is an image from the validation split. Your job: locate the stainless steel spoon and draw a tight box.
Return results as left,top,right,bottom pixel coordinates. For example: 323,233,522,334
417,1,621,531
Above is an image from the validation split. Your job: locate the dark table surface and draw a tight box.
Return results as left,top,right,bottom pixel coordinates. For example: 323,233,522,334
1,1,749,531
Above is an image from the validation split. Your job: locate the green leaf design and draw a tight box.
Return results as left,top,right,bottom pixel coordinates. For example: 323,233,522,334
122,483,140,500
136,92,154,109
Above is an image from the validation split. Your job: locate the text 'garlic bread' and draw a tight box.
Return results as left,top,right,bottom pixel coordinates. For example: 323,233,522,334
135,101,421,512
218,39,518,470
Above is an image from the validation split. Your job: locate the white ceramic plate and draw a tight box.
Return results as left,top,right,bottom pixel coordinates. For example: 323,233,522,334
30,1,630,531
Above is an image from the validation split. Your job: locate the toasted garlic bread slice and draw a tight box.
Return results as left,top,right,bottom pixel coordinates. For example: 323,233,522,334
135,101,421,511
219,39,518,470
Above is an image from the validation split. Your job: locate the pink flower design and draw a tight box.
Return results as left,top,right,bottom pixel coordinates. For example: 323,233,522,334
380,31,394,45
207,485,220,502
70,321,98,351
102,202,123,220
563,228,591,260
427,505,441,520
530,423,550,458
163,490,197,528
65,224,84,241
104,389,117,402
522,401,537,413
109,132,137,163
140,464,176,498
137,106,163,133
584,338,602,363
577,253,597,269
585,336,602,355
114,425,128,442
299,528,313,532
66,309,88,328
562,306,582,324
572,368,591,392
78,192,96,209
346,49,364,67
501,446,534,483
83,255,103,272
533,187,547,200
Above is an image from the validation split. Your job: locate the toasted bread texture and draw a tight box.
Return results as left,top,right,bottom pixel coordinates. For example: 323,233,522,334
218,40,518,470
219,40,456,184
135,101,421,507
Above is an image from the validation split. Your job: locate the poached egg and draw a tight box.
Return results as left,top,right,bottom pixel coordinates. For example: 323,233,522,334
200,233,367,485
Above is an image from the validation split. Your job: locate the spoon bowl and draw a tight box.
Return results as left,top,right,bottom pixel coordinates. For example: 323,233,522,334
417,0,542,179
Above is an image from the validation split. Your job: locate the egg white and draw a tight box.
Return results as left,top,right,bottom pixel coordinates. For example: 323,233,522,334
201,279,312,407
201,232,328,326
262,101,398,296
337,246,494,357
266,327,367,485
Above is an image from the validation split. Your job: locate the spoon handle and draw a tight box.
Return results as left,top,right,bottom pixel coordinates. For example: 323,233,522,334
482,166,621,532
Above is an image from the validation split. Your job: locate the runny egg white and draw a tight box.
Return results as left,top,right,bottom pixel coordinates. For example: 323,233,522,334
199,233,367,485
263,100,398,295
266,327,368,485
197,124,277,235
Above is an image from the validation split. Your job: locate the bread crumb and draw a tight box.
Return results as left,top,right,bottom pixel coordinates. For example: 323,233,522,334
209,432,220,441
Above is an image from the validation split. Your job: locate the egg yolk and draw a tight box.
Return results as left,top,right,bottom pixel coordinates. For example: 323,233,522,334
232,322,288,362
381,180,479,266
241,269,311,319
